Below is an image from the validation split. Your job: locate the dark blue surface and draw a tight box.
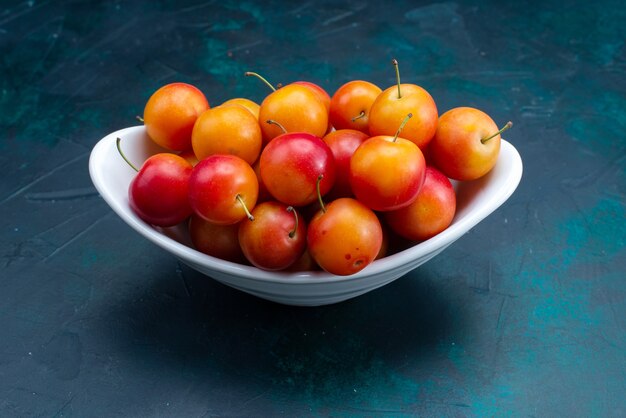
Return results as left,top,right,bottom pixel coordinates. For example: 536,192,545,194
1,1,625,416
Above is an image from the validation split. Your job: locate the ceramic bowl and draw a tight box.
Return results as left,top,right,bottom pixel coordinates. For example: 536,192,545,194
89,126,522,306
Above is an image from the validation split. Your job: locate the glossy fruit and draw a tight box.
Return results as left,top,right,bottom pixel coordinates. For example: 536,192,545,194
293,81,332,133
322,129,369,198
329,80,382,133
189,215,245,263
349,122,426,211
239,202,306,270
292,81,331,112
143,82,209,151
307,198,383,276
385,166,456,241
220,98,260,120
188,154,258,225
260,132,336,206
368,60,438,150
127,153,193,227
429,107,510,181
191,105,262,164
258,84,328,143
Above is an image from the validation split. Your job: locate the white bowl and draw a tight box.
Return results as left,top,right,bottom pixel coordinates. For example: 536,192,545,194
89,126,523,306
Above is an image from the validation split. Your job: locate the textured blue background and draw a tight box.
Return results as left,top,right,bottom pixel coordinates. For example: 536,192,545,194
1,1,625,416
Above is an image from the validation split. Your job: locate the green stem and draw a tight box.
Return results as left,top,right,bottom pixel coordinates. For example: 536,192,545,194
392,58,401,99
116,137,139,172
245,71,276,92
236,194,254,221
287,206,298,238
481,121,513,144
135,115,144,123
393,113,413,142
316,175,326,214
266,119,288,134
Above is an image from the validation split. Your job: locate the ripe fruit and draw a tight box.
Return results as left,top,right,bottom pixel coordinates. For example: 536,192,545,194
238,202,306,270
189,215,245,263
142,82,209,151
322,129,369,198
126,61,514,276
248,72,328,143
260,131,336,207
385,166,456,241
292,81,331,112
220,98,260,120
429,107,511,181
188,154,258,225
117,138,193,227
349,114,426,211
329,80,382,133
191,105,262,164
307,197,383,276
293,81,332,133
368,60,438,150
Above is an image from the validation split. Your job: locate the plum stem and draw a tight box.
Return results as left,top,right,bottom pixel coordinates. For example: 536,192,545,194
481,121,513,144
236,194,254,221
393,113,413,142
287,206,298,238
266,119,287,134
116,137,139,172
316,174,326,213
245,71,276,92
392,59,402,99
351,111,366,122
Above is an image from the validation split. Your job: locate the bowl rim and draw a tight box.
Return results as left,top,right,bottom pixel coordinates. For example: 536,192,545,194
89,126,523,285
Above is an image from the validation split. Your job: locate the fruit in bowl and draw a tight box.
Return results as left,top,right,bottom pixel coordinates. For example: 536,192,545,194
90,125,521,305
89,62,523,306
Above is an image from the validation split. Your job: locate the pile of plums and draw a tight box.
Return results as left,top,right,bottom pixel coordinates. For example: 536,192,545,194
119,59,512,276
